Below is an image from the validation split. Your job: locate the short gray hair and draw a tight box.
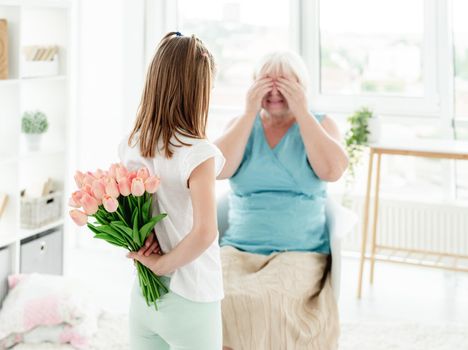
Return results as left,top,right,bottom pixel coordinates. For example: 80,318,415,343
253,50,310,90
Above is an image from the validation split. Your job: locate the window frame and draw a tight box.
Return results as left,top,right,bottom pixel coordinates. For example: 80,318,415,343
302,0,444,119
152,0,466,199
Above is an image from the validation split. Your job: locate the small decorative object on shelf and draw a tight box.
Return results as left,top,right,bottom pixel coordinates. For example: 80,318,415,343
20,178,62,229
0,193,8,219
21,45,59,78
0,19,8,80
21,110,49,151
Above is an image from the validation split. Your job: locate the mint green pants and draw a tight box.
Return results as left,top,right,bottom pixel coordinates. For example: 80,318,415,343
129,277,222,350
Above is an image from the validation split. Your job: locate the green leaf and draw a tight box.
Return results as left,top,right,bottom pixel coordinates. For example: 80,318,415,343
94,225,127,246
94,210,109,225
108,221,136,250
141,195,151,224
120,196,130,222
87,223,100,235
139,214,167,243
93,233,126,248
132,208,141,246
110,221,133,237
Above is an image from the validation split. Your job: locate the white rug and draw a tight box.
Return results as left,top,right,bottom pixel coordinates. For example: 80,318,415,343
340,321,468,350
12,313,129,350
12,314,468,350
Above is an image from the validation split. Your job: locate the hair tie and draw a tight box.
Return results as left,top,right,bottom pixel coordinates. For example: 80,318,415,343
175,31,182,36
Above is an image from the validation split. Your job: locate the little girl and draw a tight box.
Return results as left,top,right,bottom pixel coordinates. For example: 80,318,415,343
118,32,225,350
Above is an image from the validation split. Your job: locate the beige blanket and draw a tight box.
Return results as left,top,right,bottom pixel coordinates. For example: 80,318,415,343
221,246,339,350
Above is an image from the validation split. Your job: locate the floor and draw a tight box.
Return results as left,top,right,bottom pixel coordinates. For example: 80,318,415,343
68,243,468,326
339,253,468,325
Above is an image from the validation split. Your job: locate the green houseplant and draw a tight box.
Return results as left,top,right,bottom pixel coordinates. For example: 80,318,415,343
343,107,374,205
21,110,49,151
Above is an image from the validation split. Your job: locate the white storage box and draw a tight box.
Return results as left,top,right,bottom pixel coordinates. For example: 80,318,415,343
20,191,63,229
20,228,63,275
20,54,59,78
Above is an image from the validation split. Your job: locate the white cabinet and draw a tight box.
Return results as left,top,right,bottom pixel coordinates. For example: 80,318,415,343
0,246,11,305
0,0,74,296
20,228,63,275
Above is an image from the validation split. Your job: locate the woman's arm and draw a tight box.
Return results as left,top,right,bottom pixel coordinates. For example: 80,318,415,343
214,77,273,180
127,157,218,275
276,77,348,182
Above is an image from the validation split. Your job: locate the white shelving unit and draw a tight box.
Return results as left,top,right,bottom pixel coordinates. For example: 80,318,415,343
0,0,73,282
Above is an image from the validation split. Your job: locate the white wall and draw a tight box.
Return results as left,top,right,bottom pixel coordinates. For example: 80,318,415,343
77,0,147,169
75,0,147,246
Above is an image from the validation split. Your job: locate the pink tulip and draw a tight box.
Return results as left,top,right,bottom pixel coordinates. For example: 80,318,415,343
137,167,150,181
68,197,79,208
117,176,131,196
93,168,106,179
102,194,119,213
82,174,95,187
145,176,160,193
128,171,137,183
116,164,129,180
74,171,85,188
109,163,119,178
105,177,120,198
131,178,145,196
69,191,84,208
69,209,88,226
80,193,99,215
82,184,94,197
68,193,81,208
91,180,106,200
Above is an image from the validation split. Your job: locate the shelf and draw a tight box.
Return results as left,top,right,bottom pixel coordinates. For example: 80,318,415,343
20,75,67,82
0,232,17,247
1,149,66,165
0,79,20,87
0,0,71,273
18,217,64,241
20,0,70,9
0,219,65,248
0,0,20,6
366,246,468,273
0,154,18,166
19,148,65,160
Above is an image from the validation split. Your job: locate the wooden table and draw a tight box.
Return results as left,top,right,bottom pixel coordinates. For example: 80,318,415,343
357,139,468,298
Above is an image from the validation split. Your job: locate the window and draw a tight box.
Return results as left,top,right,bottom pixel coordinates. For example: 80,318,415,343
453,0,468,120
453,0,468,200
319,0,424,96
177,0,291,110
329,117,447,202
455,128,468,201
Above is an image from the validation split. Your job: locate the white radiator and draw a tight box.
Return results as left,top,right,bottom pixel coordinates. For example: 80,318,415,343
340,196,468,256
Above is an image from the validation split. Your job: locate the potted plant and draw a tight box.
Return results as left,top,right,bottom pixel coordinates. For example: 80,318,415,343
343,107,376,205
21,110,49,151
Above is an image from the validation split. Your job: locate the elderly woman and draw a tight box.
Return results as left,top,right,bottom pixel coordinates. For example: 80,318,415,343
214,51,348,350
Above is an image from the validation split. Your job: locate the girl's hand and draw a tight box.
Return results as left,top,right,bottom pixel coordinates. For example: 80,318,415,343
244,77,274,118
276,77,309,119
138,230,162,257
127,251,170,276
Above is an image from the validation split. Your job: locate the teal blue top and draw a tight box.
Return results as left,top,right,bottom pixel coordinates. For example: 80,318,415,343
220,113,330,255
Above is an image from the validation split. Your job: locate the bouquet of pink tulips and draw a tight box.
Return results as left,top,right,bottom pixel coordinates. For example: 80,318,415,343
68,163,167,308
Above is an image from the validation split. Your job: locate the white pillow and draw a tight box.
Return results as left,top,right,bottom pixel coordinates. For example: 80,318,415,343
0,274,101,349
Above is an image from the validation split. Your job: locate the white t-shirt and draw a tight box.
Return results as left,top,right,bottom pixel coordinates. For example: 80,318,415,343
118,134,225,302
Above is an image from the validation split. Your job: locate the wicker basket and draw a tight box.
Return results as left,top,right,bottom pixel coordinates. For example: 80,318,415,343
20,191,63,229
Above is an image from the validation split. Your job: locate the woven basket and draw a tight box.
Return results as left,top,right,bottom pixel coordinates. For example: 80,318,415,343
20,191,63,229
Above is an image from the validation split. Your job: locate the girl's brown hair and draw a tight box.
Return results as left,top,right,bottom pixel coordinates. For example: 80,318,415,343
129,32,215,158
